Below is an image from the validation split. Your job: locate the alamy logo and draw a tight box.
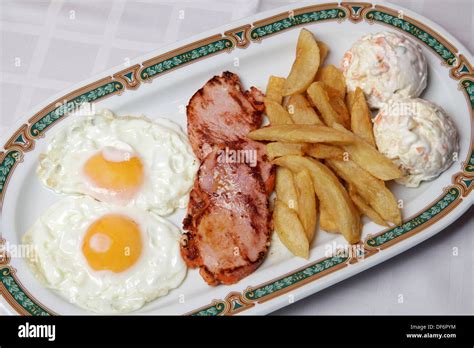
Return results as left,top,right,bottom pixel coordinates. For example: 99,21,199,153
216,147,257,167
18,322,56,341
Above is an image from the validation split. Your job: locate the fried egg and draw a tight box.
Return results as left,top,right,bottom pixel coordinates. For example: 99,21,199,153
37,109,199,216
23,196,186,313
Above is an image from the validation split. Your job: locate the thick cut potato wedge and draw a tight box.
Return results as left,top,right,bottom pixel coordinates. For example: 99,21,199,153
307,82,345,127
318,41,329,65
267,142,306,159
283,29,320,96
319,201,339,233
346,90,356,112
295,169,317,242
350,87,376,146
332,124,402,180
287,94,323,125
248,124,354,144
265,100,294,125
316,65,346,99
276,167,299,211
348,184,388,226
273,156,361,244
274,200,309,258
327,159,402,225
265,76,286,104
306,143,345,160
327,91,350,128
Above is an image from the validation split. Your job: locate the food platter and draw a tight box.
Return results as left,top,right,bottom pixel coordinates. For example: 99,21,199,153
0,1,472,315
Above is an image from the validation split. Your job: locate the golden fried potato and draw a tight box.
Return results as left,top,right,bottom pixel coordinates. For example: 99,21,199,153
332,124,402,180
265,76,286,104
350,87,376,146
346,90,356,112
317,41,329,65
274,200,309,258
248,124,354,144
287,94,323,125
273,155,361,244
326,89,350,128
316,65,346,99
348,184,388,227
306,143,345,160
265,100,294,125
283,29,320,96
319,201,339,233
307,82,345,127
326,159,402,225
276,167,299,211
266,142,307,159
295,169,317,242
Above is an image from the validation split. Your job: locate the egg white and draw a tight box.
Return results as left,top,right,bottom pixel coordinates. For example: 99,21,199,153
22,196,187,314
37,109,199,216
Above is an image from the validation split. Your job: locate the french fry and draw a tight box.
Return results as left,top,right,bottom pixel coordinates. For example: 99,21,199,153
350,87,376,146
319,201,339,233
326,87,351,128
248,124,354,144
317,41,329,65
326,159,402,225
265,100,294,125
306,143,345,160
276,167,299,211
274,200,309,258
295,169,317,242
346,90,356,112
283,29,320,96
316,65,346,99
348,184,389,227
265,76,286,104
266,142,306,159
273,155,361,244
307,82,345,127
287,94,323,125
332,123,402,180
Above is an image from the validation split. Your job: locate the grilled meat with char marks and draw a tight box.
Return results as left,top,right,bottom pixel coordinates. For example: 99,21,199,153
187,71,264,160
181,72,274,285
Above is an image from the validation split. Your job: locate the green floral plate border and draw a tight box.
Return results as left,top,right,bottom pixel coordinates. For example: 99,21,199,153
0,2,472,316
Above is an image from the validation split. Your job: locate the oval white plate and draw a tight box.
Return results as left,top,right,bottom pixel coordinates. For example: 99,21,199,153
0,1,473,315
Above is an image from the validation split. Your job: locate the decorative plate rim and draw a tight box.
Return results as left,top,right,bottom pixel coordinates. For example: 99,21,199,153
0,1,472,316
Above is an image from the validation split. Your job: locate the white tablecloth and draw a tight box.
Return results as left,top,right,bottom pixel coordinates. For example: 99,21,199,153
0,0,472,315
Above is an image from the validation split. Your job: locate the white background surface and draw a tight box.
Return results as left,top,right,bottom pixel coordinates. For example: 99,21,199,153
0,0,472,315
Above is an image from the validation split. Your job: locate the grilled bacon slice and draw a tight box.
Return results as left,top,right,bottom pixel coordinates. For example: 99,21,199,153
182,72,273,285
182,148,271,285
187,71,264,160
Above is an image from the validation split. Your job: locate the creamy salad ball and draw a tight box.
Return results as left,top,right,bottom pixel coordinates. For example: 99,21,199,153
341,31,428,109
373,98,458,187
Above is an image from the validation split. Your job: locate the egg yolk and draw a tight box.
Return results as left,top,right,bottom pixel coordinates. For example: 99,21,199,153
83,150,144,200
82,214,142,273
